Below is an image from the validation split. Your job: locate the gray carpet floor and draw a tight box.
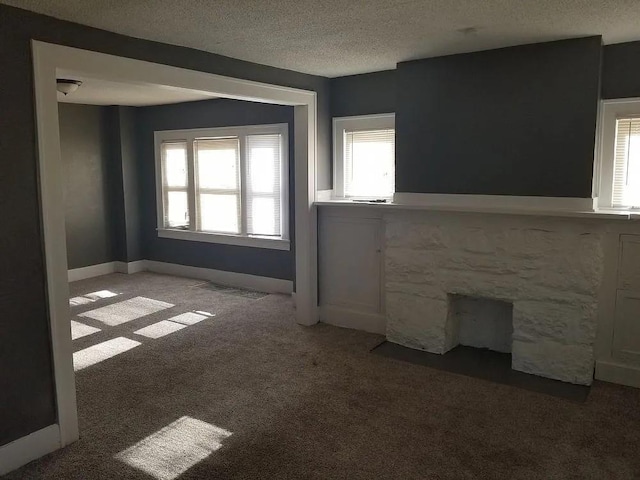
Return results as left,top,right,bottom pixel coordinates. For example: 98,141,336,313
5,272,640,479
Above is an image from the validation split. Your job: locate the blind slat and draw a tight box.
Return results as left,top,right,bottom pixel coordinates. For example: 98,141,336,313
344,128,395,198
161,141,189,228
613,118,640,208
246,134,282,237
194,137,241,234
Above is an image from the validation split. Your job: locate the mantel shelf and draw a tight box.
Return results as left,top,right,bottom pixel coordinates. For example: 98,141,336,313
314,200,640,221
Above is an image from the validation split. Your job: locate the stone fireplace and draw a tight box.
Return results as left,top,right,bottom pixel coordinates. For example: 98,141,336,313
384,210,604,385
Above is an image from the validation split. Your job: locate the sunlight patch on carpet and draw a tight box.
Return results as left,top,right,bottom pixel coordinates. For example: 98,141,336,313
79,297,173,326
70,290,119,307
169,311,213,326
115,416,232,480
134,320,187,339
73,337,141,371
70,320,101,340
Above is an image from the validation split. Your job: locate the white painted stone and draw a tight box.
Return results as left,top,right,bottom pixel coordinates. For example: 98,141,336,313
512,340,595,385
384,210,605,385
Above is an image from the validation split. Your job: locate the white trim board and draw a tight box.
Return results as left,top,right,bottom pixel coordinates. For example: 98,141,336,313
117,260,147,274
157,229,290,250
143,260,293,294
316,189,333,202
68,260,147,281
68,260,292,294
32,40,317,468
393,192,597,212
0,425,60,476
68,262,118,282
595,360,640,389
319,306,386,335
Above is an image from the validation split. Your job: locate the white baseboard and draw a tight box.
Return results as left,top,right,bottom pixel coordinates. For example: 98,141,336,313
595,359,640,388
68,259,292,294
144,260,293,294
0,424,60,475
68,260,146,281
319,305,386,335
68,262,117,282
114,260,146,274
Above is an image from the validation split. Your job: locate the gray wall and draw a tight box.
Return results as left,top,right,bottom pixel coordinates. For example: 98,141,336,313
0,3,329,447
330,70,396,118
395,36,602,198
137,98,295,280
108,106,144,263
329,70,397,188
59,103,117,269
602,41,640,99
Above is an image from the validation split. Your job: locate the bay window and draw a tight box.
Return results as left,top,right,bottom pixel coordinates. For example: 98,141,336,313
155,124,289,250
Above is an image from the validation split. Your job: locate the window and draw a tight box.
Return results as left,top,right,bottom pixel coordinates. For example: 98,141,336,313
155,124,289,250
333,114,395,199
598,99,640,210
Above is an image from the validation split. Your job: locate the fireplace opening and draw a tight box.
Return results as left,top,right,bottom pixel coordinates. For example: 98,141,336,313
447,294,513,353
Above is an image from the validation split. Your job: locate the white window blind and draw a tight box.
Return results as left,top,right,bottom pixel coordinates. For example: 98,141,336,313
161,141,189,228
613,117,640,208
194,137,241,234
344,128,395,198
246,134,282,236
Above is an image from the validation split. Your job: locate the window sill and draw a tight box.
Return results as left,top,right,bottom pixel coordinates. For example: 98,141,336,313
157,229,290,250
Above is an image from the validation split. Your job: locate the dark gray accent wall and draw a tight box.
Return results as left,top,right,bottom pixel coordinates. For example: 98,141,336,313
0,4,328,447
59,103,116,269
137,98,295,280
105,107,128,263
602,41,640,99
395,37,602,197
330,70,396,118
108,106,144,262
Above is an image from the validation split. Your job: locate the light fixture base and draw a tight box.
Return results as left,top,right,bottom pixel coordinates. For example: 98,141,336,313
56,79,82,96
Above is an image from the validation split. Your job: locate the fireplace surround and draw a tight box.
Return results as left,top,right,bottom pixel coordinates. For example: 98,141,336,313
384,210,605,385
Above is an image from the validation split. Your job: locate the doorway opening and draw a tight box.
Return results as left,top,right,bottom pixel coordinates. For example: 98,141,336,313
33,41,318,448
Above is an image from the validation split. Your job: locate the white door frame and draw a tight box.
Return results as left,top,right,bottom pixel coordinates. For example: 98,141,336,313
31,40,319,449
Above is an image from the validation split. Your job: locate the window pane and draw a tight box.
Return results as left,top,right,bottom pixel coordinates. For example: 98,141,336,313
166,191,189,228
199,194,239,234
195,138,239,190
247,134,280,194
345,129,395,198
614,118,640,207
162,142,188,188
249,197,278,236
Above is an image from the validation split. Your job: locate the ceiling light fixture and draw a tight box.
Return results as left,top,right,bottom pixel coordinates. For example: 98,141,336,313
56,79,82,96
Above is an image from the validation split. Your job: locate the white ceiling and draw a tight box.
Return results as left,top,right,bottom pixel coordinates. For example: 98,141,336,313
5,0,640,77
56,74,216,106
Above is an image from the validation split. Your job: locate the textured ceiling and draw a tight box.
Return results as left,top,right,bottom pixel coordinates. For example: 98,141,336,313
4,0,640,77
56,73,216,106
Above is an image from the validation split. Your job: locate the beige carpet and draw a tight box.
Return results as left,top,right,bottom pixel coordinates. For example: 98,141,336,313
5,272,640,479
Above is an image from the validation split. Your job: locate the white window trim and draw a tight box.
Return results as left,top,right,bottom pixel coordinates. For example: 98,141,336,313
154,123,290,250
332,113,395,199
596,98,640,211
